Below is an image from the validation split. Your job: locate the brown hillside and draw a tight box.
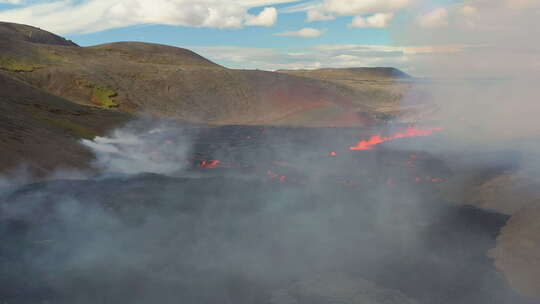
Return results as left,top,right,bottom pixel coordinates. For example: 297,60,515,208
0,71,130,174
0,22,77,46
0,22,413,174
0,22,409,127
276,67,428,122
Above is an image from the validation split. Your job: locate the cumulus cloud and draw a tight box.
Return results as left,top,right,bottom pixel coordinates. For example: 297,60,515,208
0,0,291,34
416,8,448,28
350,12,394,28
282,0,413,27
274,27,323,38
245,7,278,26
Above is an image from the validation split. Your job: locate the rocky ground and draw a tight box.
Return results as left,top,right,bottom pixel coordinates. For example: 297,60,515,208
1,125,539,304
470,160,540,300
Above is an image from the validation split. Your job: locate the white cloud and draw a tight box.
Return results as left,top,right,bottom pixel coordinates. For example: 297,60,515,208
408,0,539,33
504,0,539,9
417,8,448,28
281,0,413,27
0,0,294,34
245,7,277,26
279,1,321,13
399,0,540,78
0,0,23,4
306,8,335,21
462,5,478,16
274,27,323,37
350,12,394,28
323,0,412,16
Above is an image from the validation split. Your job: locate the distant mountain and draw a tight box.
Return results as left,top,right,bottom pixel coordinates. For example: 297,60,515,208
277,67,411,80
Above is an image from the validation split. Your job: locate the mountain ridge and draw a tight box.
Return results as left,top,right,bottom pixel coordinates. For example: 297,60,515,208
277,67,411,80
0,21,77,46
0,21,412,127
0,21,411,172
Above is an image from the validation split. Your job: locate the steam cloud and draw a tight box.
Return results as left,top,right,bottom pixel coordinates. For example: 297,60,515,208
80,121,194,176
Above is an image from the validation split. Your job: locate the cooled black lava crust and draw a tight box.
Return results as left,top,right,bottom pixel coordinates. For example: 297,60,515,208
0,126,534,304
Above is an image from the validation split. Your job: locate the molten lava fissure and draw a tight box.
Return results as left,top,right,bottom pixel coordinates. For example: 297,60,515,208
199,160,221,169
415,177,444,183
187,126,446,188
350,126,442,151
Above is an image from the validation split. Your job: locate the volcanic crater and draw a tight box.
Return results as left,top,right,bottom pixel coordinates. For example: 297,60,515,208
1,124,537,304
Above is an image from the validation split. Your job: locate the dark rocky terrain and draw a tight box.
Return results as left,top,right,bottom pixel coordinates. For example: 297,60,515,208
1,124,537,304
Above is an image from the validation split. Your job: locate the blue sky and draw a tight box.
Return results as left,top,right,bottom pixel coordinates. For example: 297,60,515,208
57,2,403,51
65,11,392,49
1,0,529,74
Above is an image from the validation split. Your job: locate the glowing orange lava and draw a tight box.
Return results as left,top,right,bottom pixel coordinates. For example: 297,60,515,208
199,160,221,169
350,126,442,151
267,170,287,183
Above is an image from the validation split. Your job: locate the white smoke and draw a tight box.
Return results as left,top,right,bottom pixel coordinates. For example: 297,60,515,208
81,122,193,175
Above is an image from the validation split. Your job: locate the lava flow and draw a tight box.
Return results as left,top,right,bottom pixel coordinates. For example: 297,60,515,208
350,126,442,151
199,160,221,168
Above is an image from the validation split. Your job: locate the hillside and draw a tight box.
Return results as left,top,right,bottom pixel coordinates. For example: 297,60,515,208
0,22,416,127
0,71,130,174
0,22,414,174
0,21,77,46
277,67,428,122
0,22,404,173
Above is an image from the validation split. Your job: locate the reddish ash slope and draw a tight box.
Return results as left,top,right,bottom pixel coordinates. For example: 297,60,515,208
350,126,442,151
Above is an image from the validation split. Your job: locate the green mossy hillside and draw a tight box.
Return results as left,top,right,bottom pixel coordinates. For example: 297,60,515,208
77,80,119,109
0,56,42,72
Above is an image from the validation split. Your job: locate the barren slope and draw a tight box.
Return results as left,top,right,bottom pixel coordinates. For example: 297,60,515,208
0,22,416,174
277,67,433,122
0,71,130,174
0,22,401,127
